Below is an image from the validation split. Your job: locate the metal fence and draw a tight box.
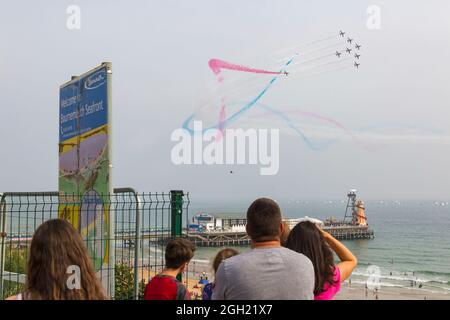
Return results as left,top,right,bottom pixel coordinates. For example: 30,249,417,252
0,189,190,300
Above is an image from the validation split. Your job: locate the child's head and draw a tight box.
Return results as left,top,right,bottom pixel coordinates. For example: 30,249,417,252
165,238,196,271
212,248,240,274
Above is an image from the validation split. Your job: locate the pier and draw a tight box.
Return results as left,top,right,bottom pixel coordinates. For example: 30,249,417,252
186,231,251,247
323,225,374,240
3,224,374,250
116,226,374,248
118,230,252,247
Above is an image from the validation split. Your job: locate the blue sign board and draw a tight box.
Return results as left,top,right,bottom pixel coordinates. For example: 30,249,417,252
59,67,108,142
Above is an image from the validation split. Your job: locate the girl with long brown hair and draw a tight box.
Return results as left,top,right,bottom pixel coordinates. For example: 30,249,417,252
286,221,357,300
202,248,240,300
7,219,106,300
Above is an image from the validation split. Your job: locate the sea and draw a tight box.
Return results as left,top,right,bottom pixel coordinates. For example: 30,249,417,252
188,199,450,295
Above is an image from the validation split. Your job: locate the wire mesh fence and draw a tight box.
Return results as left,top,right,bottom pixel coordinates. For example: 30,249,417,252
0,189,190,300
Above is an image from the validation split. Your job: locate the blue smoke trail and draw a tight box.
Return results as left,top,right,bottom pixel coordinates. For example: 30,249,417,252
182,55,297,134
222,101,338,151
242,102,336,151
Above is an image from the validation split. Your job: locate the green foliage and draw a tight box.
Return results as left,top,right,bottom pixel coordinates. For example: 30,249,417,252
4,246,27,274
1,246,27,299
114,263,145,300
2,281,25,299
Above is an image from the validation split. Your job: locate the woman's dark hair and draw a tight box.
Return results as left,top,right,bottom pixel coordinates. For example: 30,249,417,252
285,221,336,295
26,219,106,300
212,248,239,274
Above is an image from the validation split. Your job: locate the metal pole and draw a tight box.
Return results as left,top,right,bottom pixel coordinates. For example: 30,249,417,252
105,62,114,299
170,190,184,282
0,193,5,299
113,188,140,300
170,190,183,237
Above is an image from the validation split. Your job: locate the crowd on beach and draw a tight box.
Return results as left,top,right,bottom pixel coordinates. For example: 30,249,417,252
6,197,357,300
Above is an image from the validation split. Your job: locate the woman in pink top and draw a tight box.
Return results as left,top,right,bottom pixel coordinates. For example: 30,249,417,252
285,221,357,300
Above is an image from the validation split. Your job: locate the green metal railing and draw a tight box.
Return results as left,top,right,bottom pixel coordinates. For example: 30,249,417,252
0,189,190,300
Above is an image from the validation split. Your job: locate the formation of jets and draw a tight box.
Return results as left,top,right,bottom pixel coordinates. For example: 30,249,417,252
276,30,362,77
338,31,362,69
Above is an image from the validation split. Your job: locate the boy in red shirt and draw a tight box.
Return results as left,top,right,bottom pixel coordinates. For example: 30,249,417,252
144,238,196,300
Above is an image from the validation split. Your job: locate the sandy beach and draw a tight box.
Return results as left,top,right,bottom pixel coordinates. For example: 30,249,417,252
335,281,449,300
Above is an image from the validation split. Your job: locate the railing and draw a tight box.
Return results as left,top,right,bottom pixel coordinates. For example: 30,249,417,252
0,189,190,300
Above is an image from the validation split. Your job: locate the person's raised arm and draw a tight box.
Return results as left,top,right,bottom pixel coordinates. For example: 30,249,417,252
320,229,357,281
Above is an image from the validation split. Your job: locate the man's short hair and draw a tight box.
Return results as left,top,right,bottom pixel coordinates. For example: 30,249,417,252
246,198,282,242
165,238,196,269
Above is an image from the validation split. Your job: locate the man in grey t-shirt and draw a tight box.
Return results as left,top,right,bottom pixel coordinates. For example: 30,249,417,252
212,198,315,300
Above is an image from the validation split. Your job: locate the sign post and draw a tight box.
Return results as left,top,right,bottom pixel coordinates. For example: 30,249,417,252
58,63,114,296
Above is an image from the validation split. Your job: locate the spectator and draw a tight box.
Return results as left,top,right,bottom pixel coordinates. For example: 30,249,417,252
6,219,106,300
286,221,357,300
143,238,196,300
202,248,239,300
212,198,314,300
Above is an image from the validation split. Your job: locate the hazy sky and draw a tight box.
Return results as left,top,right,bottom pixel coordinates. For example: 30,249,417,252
1,0,450,202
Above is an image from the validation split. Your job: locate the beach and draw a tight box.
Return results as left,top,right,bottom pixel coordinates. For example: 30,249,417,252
336,281,450,300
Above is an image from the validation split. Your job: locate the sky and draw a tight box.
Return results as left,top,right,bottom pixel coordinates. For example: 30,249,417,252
1,0,450,202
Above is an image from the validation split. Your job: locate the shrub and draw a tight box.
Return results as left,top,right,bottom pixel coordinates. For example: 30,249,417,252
114,263,145,300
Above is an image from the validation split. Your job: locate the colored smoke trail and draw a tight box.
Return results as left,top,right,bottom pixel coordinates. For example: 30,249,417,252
247,105,445,148
244,102,325,151
183,55,297,134
282,109,357,140
208,59,284,139
182,33,361,149
224,101,355,150
208,58,284,80
216,99,226,141
183,54,355,149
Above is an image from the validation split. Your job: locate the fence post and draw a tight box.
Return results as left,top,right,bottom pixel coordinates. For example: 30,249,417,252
170,190,184,282
0,193,5,299
133,194,141,300
170,190,183,237
113,188,140,300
